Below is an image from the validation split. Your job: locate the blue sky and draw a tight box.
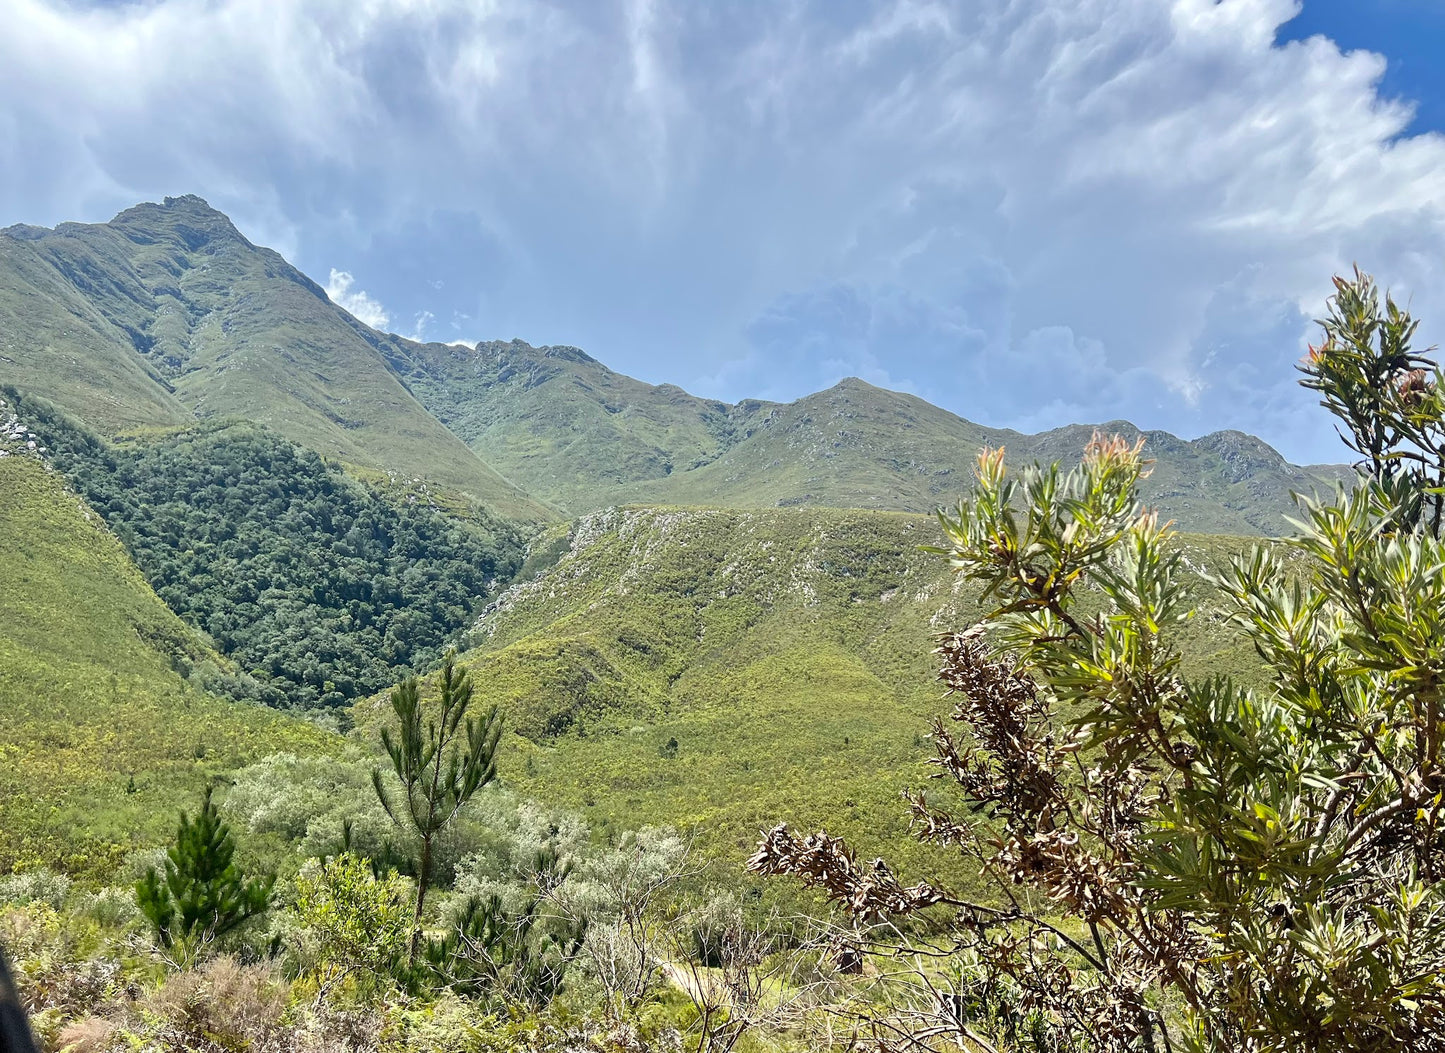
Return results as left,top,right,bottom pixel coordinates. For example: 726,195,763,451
1277,0,1445,136
3,1,1444,464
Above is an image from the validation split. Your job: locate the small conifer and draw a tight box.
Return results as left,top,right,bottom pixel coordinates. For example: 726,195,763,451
373,653,502,962
136,786,274,952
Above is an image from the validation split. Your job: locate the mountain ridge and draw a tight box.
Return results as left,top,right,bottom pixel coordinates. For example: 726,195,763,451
1,195,1351,536
0,195,547,521
389,335,1351,534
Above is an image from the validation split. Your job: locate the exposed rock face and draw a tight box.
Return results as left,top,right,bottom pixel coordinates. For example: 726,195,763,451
0,394,48,463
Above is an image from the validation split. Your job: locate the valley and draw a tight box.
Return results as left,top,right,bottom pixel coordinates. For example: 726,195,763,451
0,447,333,877
0,198,1313,869
6,0,1441,1042
0,196,1379,1052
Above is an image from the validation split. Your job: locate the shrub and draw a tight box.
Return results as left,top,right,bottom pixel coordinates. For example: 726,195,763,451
293,853,411,994
53,1015,119,1053
0,903,122,1019
224,752,395,860
753,271,1445,1051
141,956,286,1052
420,888,586,1005
452,795,590,906
562,828,694,1008
73,887,141,930
0,869,72,910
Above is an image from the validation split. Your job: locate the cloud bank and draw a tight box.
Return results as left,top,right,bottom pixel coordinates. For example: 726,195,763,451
3,0,1444,462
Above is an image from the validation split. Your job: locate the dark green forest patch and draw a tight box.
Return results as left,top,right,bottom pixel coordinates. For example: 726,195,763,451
6,387,527,708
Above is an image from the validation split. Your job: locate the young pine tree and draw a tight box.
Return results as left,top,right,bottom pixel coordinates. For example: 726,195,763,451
136,786,274,955
373,652,502,962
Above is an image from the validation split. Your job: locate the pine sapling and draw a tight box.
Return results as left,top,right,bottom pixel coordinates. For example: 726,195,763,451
373,652,502,962
136,786,274,957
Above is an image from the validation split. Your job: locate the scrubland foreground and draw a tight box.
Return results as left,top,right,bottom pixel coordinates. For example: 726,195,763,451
6,269,1445,1052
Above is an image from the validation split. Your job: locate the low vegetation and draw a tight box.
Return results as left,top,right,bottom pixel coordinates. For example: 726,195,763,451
2,268,1432,1053
377,505,1265,880
2,750,815,1053
0,453,332,877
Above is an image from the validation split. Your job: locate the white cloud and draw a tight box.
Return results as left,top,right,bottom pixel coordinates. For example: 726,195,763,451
2,0,1444,462
325,269,390,331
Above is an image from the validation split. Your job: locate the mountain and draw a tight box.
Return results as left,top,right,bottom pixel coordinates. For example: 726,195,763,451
3,196,1349,534
379,337,760,501
354,505,1267,871
384,337,1351,535
0,437,333,877
0,196,545,521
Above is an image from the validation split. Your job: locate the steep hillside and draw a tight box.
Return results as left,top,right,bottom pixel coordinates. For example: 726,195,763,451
3,196,1347,534
355,506,1268,875
0,222,193,434
616,378,1011,512
0,447,334,877
0,197,545,520
7,387,527,709
386,338,1349,534
380,337,767,503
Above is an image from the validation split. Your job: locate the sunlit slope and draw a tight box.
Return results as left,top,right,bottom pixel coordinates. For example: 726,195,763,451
387,338,1348,534
2,195,1343,532
381,337,761,510
633,382,1355,535
356,505,1266,875
0,197,545,521
0,456,334,876
0,226,193,434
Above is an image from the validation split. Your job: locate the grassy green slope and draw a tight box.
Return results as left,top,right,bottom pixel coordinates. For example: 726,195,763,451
619,379,1009,513
0,454,335,877
355,505,1266,880
1026,421,1352,536
1,197,545,521
386,340,1347,535
0,225,193,434
381,337,765,509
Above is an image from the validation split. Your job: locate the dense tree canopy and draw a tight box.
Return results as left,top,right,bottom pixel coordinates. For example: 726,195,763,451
6,388,525,708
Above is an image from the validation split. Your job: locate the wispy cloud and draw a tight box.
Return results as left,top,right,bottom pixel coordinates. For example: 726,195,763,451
2,0,1443,461
408,310,436,343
